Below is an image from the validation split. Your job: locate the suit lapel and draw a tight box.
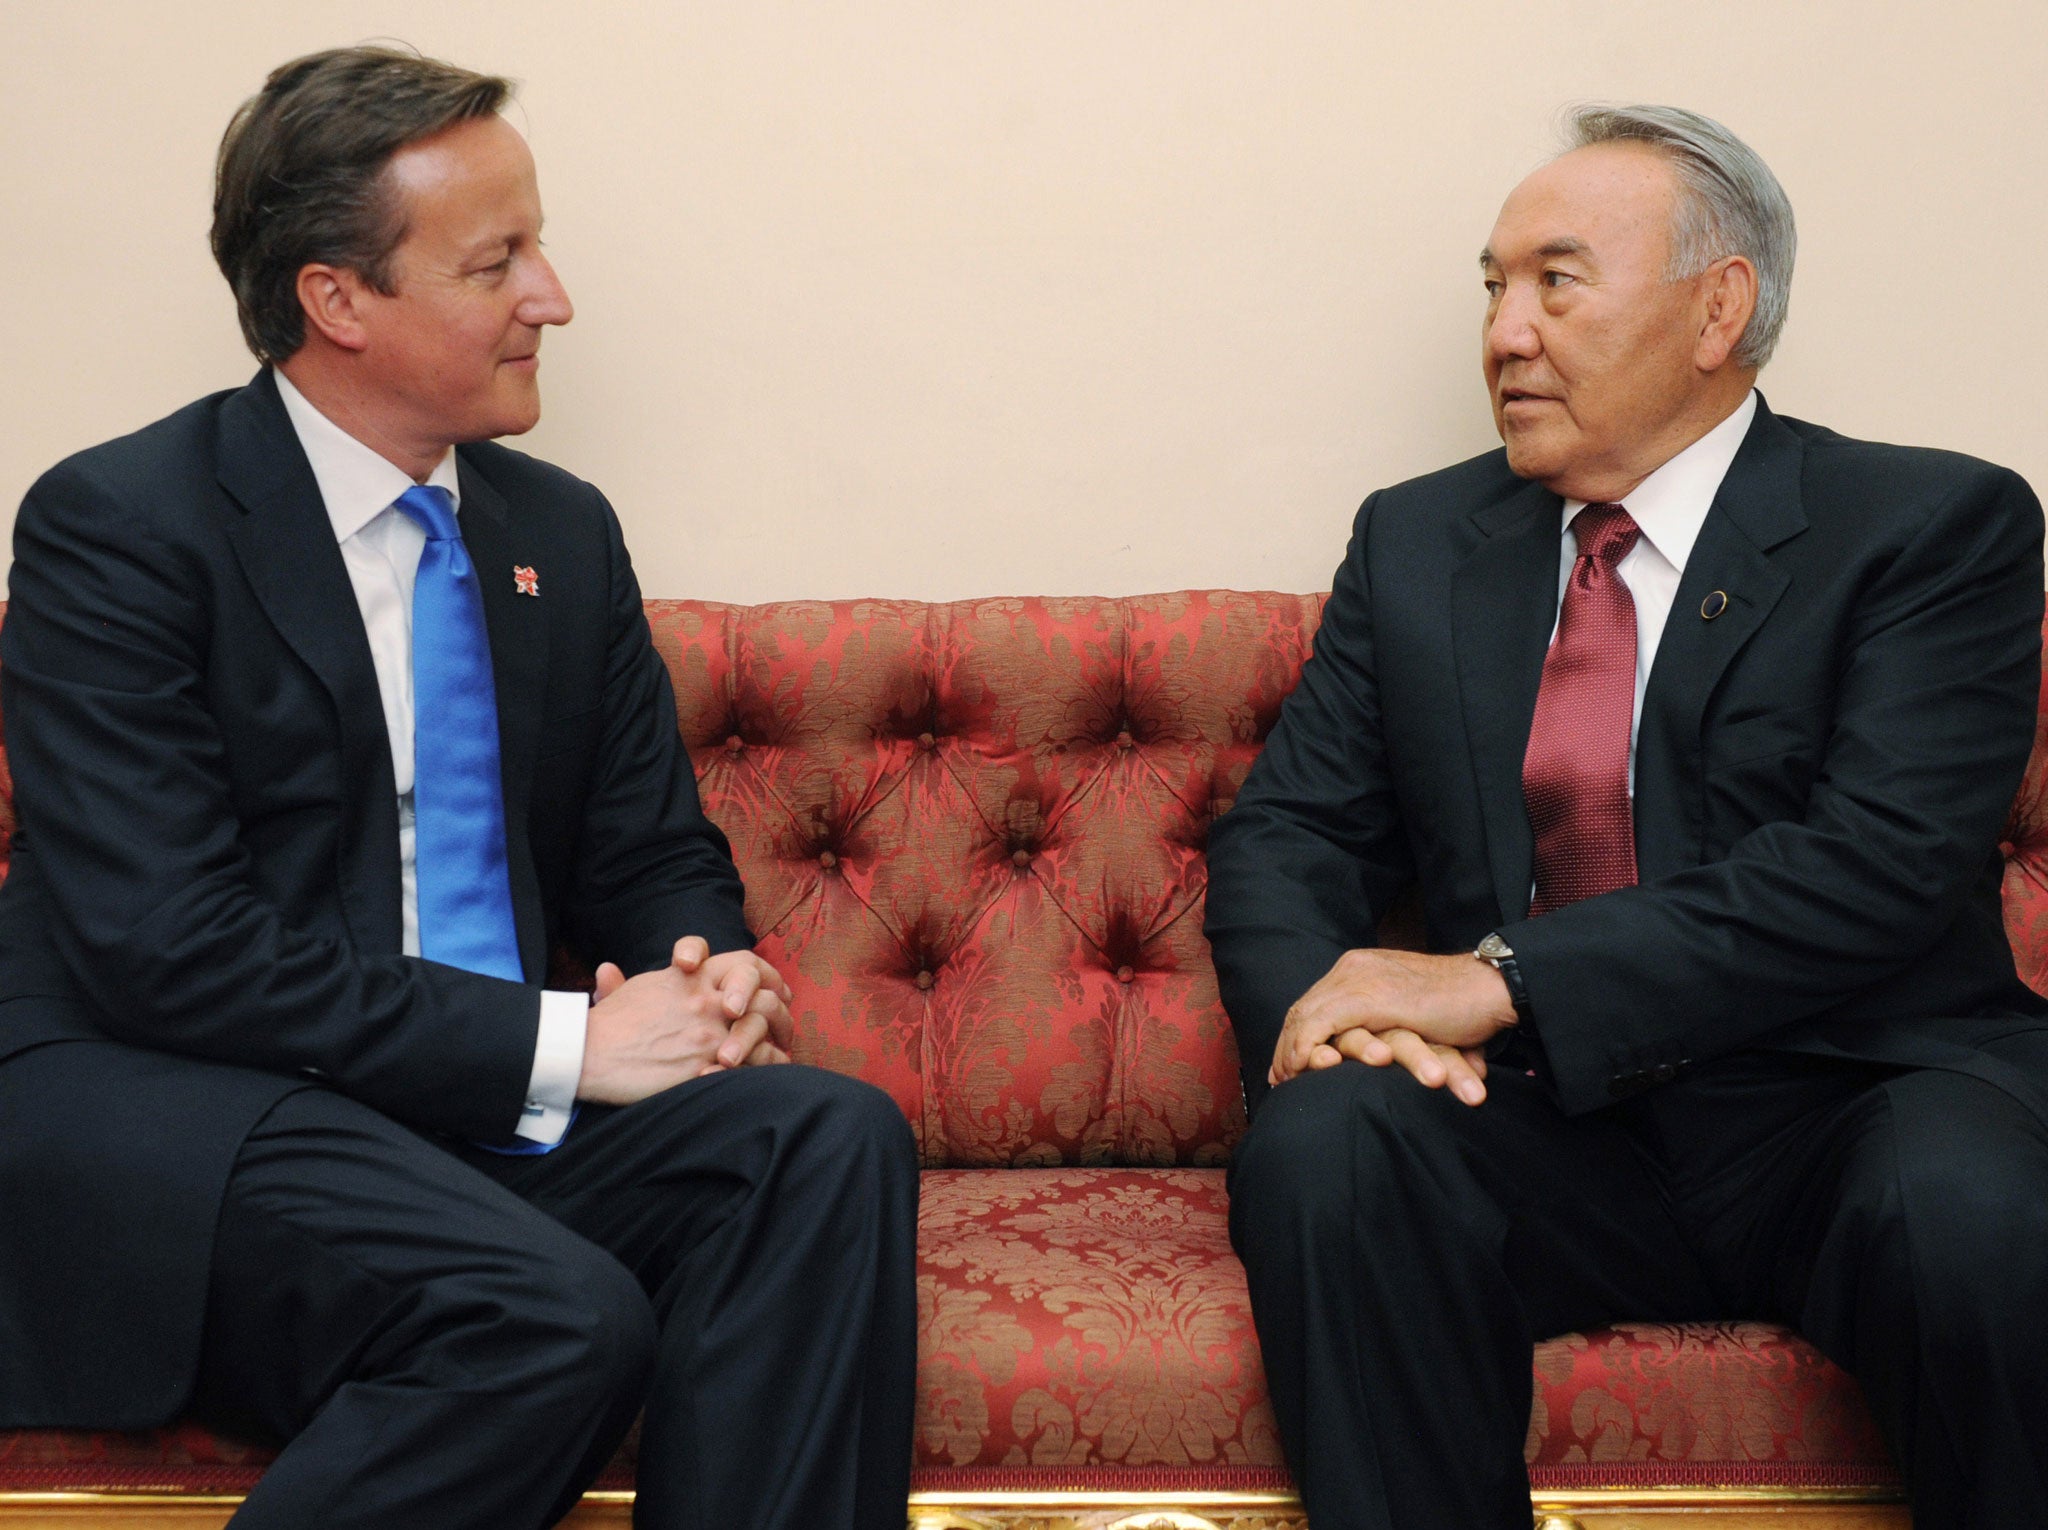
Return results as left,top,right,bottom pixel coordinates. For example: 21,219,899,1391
1633,397,1805,881
456,452,551,979
1450,478,1564,924
217,371,403,952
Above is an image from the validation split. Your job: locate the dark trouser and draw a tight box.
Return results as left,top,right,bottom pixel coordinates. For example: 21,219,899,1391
190,1065,919,1530
1227,1035,2048,1530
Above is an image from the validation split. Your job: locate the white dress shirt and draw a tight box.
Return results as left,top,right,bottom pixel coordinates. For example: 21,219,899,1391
1555,390,1758,791
274,370,585,1146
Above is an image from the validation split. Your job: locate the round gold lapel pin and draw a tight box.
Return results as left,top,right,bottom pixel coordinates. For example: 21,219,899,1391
1701,590,1729,620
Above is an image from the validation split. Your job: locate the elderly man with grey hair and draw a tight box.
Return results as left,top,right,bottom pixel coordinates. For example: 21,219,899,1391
1207,105,2048,1529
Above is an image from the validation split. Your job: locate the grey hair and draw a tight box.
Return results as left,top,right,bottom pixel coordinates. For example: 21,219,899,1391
1563,104,1797,369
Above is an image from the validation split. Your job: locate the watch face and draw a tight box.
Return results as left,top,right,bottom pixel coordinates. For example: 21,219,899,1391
1477,933,1513,961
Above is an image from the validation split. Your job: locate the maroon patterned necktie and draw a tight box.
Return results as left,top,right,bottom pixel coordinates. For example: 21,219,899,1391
1523,502,1641,916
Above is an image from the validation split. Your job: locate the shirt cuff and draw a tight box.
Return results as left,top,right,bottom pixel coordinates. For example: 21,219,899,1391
514,990,590,1146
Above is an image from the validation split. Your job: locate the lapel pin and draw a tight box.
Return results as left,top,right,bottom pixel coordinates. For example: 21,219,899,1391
1700,590,1728,621
513,565,540,598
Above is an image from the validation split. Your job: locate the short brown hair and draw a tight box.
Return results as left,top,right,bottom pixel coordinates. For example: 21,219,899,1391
211,46,512,363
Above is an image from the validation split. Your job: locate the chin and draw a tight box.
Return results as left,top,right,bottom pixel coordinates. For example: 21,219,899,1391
482,378,544,439
482,402,544,441
1500,432,1561,485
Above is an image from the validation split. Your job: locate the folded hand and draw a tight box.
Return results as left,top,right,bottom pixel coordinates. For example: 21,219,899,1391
577,937,795,1104
1268,947,1516,1104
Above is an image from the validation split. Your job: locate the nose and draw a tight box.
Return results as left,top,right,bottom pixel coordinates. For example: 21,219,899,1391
1485,279,1541,363
520,250,574,328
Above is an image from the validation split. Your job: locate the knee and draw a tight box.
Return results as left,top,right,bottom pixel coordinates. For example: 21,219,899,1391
478,1235,658,1412
1231,1065,1415,1232
1841,1083,2048,1321
774,1066,919,1182
1889,1169,2048,1297
566,1250,660,1402
1235,1062,1438,1170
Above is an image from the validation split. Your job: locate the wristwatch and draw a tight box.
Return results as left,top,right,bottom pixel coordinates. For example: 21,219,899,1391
1473,932,1532,1023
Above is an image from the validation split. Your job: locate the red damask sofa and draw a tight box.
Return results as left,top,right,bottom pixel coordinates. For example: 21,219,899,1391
7,591,2042,1529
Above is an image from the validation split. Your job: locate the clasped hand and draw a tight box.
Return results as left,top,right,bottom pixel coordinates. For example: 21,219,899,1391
1268,947,1518,1106
577,936,795,1105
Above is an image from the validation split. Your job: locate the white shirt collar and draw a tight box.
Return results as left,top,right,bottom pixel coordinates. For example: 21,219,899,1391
273,368,462,542
1563,389,1757,571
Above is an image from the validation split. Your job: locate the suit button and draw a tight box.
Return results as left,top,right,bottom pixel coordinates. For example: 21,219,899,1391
1649,1062,1678,1084
1607,1070,1647,1100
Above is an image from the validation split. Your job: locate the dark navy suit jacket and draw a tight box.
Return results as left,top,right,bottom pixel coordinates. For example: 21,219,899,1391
1207,397,2048,1117
0,370,750,1424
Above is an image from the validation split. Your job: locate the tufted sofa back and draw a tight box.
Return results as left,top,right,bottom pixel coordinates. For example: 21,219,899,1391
5,599,2048,1169
644,595,1322,1166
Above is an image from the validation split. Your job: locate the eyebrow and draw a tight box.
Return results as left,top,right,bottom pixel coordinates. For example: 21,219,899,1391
463,216,544,253
1479,236,1592,269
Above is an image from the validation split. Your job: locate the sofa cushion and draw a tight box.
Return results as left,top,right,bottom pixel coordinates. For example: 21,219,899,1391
908,1164,1897,1491
916,1167,1280,1473
1525,1322,1896,1493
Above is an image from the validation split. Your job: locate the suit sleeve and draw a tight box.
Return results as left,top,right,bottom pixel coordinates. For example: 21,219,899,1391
560,494,752,976
1205,494,1416,1106
1506,463,2046,1113
2,460,540,1140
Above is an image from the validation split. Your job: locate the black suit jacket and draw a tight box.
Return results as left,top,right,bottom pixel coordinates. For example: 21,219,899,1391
0,370,750,1424
1207,397,2048,1117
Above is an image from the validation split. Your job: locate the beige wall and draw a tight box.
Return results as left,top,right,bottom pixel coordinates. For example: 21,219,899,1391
4,1,2043,603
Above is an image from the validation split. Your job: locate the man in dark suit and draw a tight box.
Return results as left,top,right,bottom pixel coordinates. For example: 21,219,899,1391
1206,105,2048,1530
0,47,917,1530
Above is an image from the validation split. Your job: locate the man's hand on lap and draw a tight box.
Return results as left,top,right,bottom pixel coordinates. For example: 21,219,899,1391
1269,948,1517,1104
578,938,796,1104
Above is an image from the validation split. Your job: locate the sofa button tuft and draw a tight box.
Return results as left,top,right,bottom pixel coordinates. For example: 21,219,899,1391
1011,848,1032,869
818,850,838,871
1116,729,1134,750
1116,965,1135,984
914,969,935,991
724,734,745,754
917,732,937,751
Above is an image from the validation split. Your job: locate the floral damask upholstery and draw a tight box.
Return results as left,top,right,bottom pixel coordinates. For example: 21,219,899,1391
913,1169,1279,1475
3,599,2044,1510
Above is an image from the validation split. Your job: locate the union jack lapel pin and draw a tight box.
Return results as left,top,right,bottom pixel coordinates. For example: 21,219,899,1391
513,565,540,597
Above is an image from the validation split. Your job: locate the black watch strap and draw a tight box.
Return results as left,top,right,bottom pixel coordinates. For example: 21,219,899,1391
1474,932,1532,1023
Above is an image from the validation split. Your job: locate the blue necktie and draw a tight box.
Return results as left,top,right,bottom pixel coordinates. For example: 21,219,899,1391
394,485,522,982
397,487,562,1156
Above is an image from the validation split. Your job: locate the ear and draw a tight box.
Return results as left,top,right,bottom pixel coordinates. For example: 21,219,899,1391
1694,254,1759,372
295,262,376,353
